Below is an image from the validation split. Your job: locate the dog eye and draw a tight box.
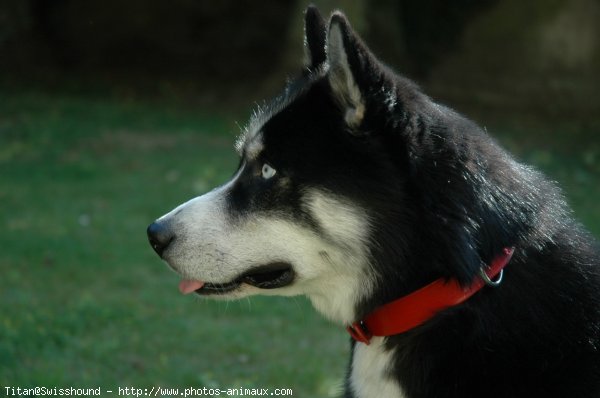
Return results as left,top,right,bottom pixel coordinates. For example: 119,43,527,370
261,163,277,179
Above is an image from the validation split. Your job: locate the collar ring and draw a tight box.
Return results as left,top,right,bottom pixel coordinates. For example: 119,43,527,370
479,268,503,287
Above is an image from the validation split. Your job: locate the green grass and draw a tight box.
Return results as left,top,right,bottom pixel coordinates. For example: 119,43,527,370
0,93,346,397
0,91,598,397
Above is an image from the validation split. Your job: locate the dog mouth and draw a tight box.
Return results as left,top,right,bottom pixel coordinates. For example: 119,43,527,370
178,262,295,296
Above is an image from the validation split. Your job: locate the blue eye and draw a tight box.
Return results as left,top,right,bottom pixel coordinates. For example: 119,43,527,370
261,163,277,179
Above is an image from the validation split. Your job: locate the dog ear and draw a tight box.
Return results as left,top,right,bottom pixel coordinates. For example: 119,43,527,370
326,11,378,128
303,5,327,71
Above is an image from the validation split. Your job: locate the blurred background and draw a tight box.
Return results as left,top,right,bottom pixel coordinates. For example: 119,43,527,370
1,0,598,396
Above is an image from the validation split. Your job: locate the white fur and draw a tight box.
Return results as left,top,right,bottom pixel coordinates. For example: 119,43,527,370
236,107,269,156
326,22,365,127
244,131,264,160
301,190,374,323
304,190,371,251
351,338,406,398
157,167,373,324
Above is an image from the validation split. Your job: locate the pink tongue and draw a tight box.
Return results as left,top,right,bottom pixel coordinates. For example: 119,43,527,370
178,280,205,295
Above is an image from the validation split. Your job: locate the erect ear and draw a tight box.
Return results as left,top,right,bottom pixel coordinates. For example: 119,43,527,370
326,12,374,128
303,5,327,72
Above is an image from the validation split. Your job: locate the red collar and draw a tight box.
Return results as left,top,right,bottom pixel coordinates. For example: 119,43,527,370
347,247,515,344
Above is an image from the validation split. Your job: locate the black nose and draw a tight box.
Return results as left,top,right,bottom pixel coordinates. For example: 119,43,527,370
147,221,174,257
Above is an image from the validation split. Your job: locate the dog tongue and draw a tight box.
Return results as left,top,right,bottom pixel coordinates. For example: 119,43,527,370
179,280,205,294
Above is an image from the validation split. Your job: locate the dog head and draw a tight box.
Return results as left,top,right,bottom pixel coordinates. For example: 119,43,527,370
148,7,532,324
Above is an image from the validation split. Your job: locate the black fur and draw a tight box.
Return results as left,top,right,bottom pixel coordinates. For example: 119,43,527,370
303,6,327,72
256,9,600,398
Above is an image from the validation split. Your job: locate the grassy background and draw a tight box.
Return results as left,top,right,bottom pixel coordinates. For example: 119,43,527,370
1,91,598,396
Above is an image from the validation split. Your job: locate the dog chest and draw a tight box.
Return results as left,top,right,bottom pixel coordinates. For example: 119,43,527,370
349,337,406,398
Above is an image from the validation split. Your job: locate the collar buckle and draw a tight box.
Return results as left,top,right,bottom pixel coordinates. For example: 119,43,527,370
347,321,372,345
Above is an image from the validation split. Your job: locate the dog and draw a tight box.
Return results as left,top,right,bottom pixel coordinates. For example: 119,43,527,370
147,7,600,397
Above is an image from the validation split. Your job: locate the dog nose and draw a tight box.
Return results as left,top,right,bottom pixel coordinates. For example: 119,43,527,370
147,221,174,257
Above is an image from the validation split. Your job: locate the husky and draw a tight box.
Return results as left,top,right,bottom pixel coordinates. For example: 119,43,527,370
147,7,600,398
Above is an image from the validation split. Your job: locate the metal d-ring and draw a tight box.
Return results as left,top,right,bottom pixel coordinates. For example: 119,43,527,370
479,268,503,287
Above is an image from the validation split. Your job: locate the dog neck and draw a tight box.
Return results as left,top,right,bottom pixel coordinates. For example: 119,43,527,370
348,247,514,344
